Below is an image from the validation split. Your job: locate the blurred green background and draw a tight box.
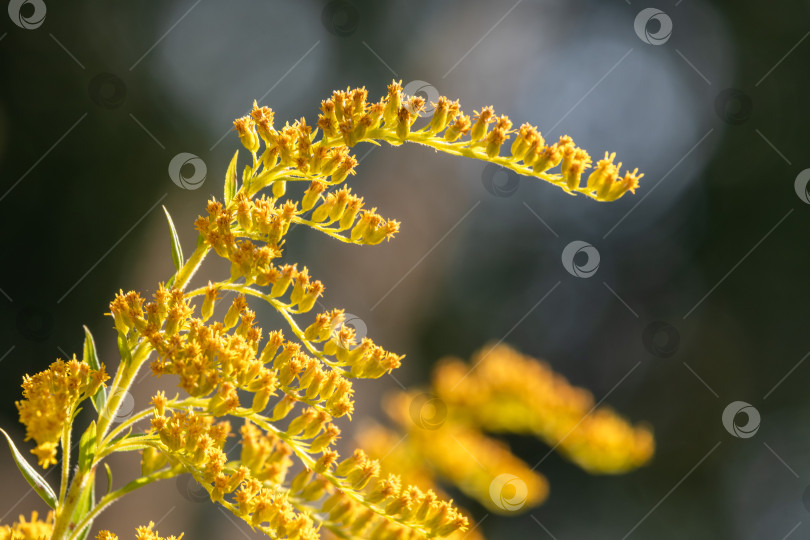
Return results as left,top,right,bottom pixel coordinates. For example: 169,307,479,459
2,1,810,538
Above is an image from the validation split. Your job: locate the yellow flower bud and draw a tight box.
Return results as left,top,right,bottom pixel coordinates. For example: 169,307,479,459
271,395,297,421
270,265,296,298
271,180,286,199
259,331,284,365
251,386,273,413
290,468,313,494
314,450,338,473
470,107,494,142
428,97,454,134
287,408,318,437
305,370,326,400
296,281,324,313
233,116,260,153
444,114,471,142
383,80,403,125
311,194,337,223
302,181,326,211
201,283,218,322
309,423,340,453
395,107,410,140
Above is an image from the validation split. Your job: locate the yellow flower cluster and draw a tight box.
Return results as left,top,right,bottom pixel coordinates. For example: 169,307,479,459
106,245,464,538
432,344,654,474
102,84,644,538
16,357,108,467
143,403,467,539
358,344,654,528
0,511,53,540
361,420,548,516
315,448,468,539
353,427,484,540
148,409,319,539
226,81,642,202
96,522,183,540
7,82,645,540
106,278,464,537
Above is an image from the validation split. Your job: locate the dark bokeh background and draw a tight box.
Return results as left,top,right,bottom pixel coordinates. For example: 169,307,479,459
2,1,810,539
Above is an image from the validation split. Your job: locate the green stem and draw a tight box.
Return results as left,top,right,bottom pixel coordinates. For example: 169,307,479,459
173,240,210,292
58,417,72,504
288,216,357,243
51,467,93,540
67,468,178,540
96,409,154,456
95,344,150,442
369,128,579,193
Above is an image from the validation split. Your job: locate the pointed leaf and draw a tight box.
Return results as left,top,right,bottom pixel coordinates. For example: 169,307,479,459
83,326,107,412
0,427,58,509
224,150,239,205
77,421,97,471
104,462,113,495
162,205,184,272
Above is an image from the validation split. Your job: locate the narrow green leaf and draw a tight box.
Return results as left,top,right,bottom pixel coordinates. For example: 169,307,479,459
77,421,96,471
82,325,107,412
224,150,239,205
0,427,58,509
161,205,184,271
104,462,113,495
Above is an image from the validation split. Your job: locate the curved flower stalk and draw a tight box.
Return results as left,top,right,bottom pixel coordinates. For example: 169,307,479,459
1,82,646,540
359,344,654,527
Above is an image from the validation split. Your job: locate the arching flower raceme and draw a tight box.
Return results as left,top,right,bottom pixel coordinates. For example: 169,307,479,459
5,82,647,540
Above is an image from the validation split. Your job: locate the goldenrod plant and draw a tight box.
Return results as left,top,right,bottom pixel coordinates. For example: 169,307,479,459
360,344,654,529
0,81,648,540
